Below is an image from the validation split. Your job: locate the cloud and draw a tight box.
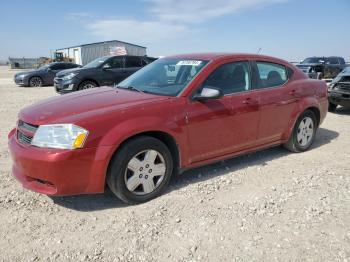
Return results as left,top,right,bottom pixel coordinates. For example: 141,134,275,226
65,12,95,21
87,19,189,43
148,0,287,23
69,0,287,43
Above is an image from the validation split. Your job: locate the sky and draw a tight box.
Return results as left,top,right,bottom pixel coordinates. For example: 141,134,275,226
0,0,349,62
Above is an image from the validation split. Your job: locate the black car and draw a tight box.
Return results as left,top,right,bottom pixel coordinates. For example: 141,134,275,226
14,62,81,87
296,56,347,79
54,55,157,94
328,67,350,112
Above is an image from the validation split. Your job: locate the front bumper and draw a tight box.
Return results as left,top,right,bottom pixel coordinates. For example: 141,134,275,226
14,76,29,86
328,90,350,107
54,77,80,94
8,128,114,196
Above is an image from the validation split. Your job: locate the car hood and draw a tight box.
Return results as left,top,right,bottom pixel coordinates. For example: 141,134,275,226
296,63,322,68
15,69,43,77
56,67,83,77
19,87,169,125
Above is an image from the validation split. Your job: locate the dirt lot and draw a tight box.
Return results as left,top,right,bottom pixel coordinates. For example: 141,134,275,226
0,65,349,262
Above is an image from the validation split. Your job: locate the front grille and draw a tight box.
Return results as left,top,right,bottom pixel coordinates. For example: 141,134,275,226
338,82,350,91
18,120,38,133
17,131,33,144
17,120,38,145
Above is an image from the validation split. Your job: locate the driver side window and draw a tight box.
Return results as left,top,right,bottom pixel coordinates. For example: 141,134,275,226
202,61,251,95
106,57,124,69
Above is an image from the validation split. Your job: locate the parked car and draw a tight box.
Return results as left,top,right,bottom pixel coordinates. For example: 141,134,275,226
14,62,81,87
328,67,350,112
54,55,157,94
8,53,328,204
295,56,347,79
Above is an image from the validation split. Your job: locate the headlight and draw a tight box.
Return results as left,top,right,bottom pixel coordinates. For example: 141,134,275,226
62,73,78,81
31,124,88,149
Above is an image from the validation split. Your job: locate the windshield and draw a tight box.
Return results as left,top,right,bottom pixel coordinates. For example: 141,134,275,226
301,57,324,64
83,56,110,69
117,58,209,96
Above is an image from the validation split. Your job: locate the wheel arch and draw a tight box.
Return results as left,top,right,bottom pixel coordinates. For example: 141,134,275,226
79,78,100,87
282,100,322,142
28,75,43,84
107,130,181,177
305,106,320,127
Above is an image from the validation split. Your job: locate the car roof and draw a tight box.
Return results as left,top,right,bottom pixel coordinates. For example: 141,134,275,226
165,53,290,64
305,56,342,59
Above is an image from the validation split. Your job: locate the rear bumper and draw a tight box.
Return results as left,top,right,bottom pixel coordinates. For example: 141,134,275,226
8,128,114,196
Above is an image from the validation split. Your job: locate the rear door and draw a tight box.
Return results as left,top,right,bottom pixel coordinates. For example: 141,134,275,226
252,61,298,145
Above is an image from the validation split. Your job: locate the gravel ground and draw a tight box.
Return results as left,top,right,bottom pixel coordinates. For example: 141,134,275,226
0,65,349,262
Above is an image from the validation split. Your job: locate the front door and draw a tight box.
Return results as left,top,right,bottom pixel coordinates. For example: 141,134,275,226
186,61,260,164
100,56,126,86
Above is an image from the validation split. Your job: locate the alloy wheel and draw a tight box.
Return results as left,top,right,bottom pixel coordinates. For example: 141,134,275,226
124,150,166,195
29,77,42,87
297,116,314,146
81,83,95,89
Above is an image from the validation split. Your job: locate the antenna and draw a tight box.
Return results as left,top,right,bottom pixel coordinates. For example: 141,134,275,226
257,48,262,54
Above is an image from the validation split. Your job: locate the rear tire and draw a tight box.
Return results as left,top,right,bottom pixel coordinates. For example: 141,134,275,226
107,136,173,204
29,76,43,87
284,110,317,153
328,102,337,112
78,80,97,90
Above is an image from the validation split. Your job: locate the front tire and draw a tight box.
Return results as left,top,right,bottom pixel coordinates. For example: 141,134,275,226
78,80,97,90
107,136,173,204
284,110,317,153
29,76,43,87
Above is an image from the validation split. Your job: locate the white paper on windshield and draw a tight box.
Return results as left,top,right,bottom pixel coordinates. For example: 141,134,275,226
176,60,202,66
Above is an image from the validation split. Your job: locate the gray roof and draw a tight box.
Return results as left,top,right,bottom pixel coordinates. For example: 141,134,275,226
56,40,146,50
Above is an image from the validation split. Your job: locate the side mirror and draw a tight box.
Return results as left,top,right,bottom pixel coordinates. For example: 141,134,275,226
102,64,111,70
192,87,223,101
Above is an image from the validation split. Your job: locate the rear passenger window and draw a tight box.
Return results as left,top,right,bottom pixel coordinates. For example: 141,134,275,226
202,61,251,95
51,64,65,70
125,57,142,67
66,63,78,69
256,62,287,88
326,57,339,65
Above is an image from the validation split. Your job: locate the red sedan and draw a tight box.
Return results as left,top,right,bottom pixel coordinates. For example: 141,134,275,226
8,53,328,204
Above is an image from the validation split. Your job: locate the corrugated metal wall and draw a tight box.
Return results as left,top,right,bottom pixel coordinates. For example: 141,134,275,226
8,57,46,69
81,41,146,65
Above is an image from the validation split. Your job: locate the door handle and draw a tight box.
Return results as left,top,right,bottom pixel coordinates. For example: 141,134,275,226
242,98,257,105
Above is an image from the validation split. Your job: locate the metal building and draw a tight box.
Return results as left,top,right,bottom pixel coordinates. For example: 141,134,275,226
55,40,147,65
9,57,47,69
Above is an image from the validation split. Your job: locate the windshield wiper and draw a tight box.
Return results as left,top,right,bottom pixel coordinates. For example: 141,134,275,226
116,85,144,93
